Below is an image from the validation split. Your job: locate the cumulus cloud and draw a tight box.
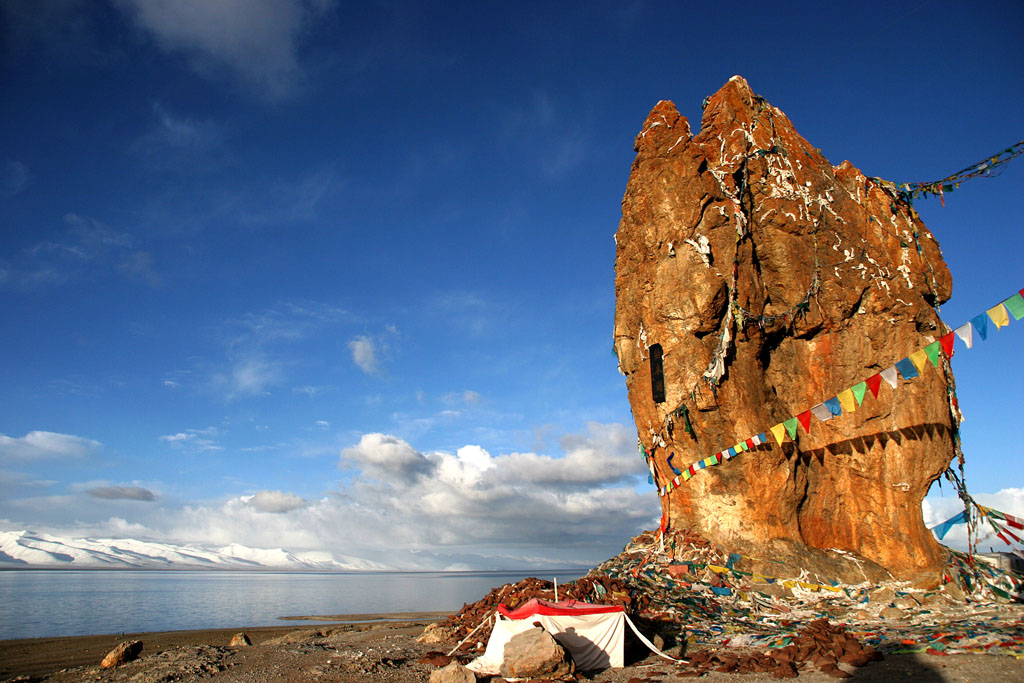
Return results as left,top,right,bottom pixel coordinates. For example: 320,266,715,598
114,0,335,100
348,335,378,374
244,490,306,513
87,486,156,501
0,431,100,460
341,433,435,483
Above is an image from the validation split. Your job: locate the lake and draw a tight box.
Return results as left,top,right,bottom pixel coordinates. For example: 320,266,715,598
0,569,584,641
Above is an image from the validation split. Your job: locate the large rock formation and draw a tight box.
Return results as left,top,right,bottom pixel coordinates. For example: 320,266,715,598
614,77,958,584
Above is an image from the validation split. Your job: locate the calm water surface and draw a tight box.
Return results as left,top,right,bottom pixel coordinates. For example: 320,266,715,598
0,569,583,640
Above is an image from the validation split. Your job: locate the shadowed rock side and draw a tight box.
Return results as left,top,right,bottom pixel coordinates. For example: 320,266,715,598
613,76,957,584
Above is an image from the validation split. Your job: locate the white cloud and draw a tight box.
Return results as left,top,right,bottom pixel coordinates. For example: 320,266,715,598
340,433,435,483
87,486,157,501
0,431,100,460
243,489,306,513
114,0,334,100
158,427,222,452
348,335,378,374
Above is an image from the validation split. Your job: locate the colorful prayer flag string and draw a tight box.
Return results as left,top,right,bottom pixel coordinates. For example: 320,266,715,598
656,287,1023,493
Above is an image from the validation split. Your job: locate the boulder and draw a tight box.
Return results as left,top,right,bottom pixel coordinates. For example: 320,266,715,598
614,76,958,584
229,632,252,647
429,661,476,683
100,640,142,668
499,626,575,680
418,622,455,644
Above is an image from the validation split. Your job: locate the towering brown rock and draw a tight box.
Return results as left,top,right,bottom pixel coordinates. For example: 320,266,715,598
614,77,957,584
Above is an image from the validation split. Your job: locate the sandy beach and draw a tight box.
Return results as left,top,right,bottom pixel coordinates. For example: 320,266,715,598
3,611,1024,683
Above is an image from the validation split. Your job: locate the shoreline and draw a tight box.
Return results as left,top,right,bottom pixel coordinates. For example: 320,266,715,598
0,612,449,681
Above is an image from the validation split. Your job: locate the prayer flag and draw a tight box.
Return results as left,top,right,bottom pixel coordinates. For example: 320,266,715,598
714,453,722,464
770,423,787,445
909,349,929,374
825,396,842,417
688,464,697,476
971,312,989,340
811,402,833,422
866,373,882,398
837,389,856,413
939,332,955,358
1004,293,1024,320
1006,514,1024,531
954,322,973,349
880,366,898,388
797,410,812,433
682,470,692,481
997,530,1012,546
738,441,748,452
745,436,756,449
930,510,966,540
783,417,799,439
895,357,918,380
987,303,1010,329
923,342,942,367
757,432,767,444
851,381,867,406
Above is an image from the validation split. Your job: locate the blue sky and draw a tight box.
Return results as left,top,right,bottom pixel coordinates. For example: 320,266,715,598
1,0,1021,569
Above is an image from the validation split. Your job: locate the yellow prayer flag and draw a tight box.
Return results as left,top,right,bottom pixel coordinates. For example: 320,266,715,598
837,388,856,414
709,565,729,574
988,303,1010,329
770,423,787,445
909,349,929,374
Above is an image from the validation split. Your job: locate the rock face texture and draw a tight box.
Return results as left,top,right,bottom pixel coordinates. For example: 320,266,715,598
614,77,957,583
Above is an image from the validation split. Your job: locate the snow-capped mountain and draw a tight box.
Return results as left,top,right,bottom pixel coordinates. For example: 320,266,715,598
0,530,392,571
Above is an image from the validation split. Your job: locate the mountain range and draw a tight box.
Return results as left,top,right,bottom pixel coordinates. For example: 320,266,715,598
0,530,392,571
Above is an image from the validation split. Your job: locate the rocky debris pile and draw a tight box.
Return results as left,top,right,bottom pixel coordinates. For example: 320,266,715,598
680,618,881,678
228,632,252,647
586,529,1024,659
100,640,142,668
442,574,632,655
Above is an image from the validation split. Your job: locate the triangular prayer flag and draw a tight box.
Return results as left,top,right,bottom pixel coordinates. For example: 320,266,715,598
971,313,989,340
783,417,799,439
909,349,929,374
797,410,812,433
895,357,918,380
923,341,942,367
866,373,882,398
1004,293,1024,320
714,453,722,464
811,402,833,422
880,366,899,388
837,388,856,413
825,396,842,417
988,303,1010,329
954,322,973,349
851,381,867,405
770,423,787,445
939,332,955,358
930,510,966,540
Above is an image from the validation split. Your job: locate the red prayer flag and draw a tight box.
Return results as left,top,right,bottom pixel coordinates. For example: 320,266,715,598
1005,514,1024,530
865,373,882,398
939,332,955,358
745,437,755,449
997,530,1012,546
797,410,812,433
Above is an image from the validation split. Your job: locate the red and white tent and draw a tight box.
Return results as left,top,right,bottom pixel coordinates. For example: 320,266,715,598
467,598,673,674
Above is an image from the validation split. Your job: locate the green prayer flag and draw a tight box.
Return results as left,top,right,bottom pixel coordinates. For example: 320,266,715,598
1003,293,1024,320
851,381,867,406
783,417,798,440
924,341,942,367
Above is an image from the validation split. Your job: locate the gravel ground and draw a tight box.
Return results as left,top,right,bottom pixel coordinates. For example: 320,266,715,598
3,615,1024,683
